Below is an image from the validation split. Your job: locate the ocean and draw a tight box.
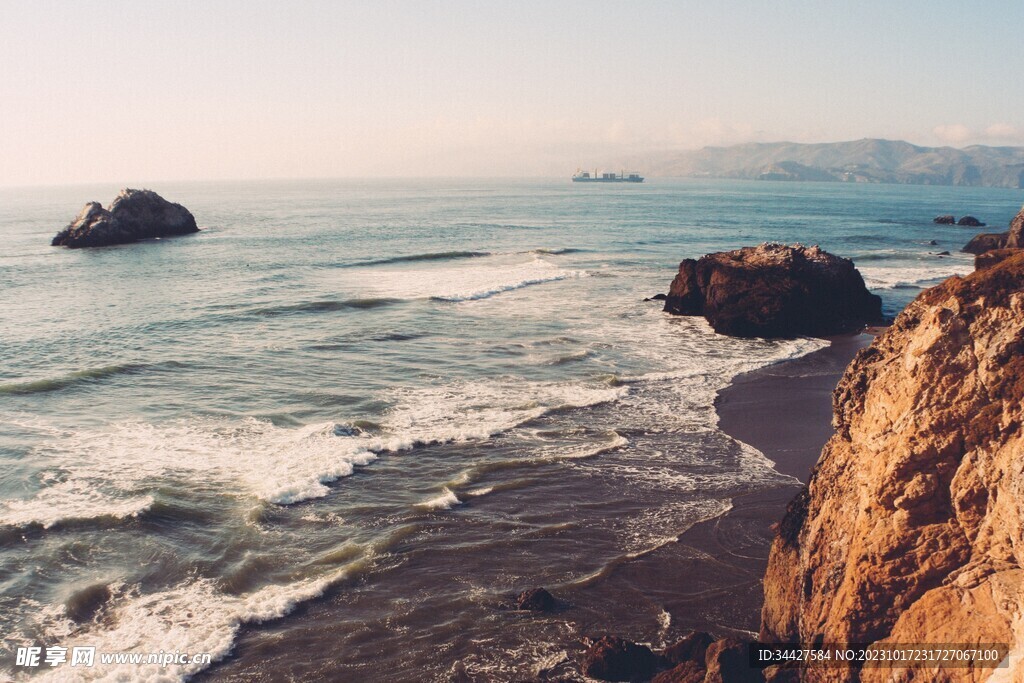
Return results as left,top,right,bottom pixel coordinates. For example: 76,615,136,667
0,178,1019,681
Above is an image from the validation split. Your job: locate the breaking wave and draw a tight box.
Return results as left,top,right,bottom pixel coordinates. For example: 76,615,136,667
0,363,179,397
0,379,627,528
860,260,973,290
340,251,491,267
249,297,402,317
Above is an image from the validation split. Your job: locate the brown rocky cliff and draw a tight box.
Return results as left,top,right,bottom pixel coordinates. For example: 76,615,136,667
760,252,1024,682
1006,206,1024,248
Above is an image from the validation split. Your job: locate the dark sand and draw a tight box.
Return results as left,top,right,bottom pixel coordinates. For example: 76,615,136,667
716,333,872,481
597,334,874,639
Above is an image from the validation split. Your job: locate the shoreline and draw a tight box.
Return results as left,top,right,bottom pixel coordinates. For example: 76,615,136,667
654,333,872,637
564,334,875,647
716,333,872,482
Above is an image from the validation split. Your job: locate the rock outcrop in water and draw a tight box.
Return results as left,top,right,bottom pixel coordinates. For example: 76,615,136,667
760,251,1024,682
961,204,1024,256
579,632,761,682
962,231,1008,255
582,636,662,681
514,587,556,612
663,244,882,338
957,215,985,227
51,189,198,248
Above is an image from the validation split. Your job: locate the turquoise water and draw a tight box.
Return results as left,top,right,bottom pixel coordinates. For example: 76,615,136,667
0,179,1019,681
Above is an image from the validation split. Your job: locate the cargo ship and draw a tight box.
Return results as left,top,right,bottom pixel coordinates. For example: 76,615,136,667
572,169,644,183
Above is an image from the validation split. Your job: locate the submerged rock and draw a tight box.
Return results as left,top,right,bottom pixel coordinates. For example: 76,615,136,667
64,583,112,623
933,214,956,224
663,244,882,338
582,636,662,681
761,251,1024,680
52,188,198,248
956,215,985,227
514,587,556,612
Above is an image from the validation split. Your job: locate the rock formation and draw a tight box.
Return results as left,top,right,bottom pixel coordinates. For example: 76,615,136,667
582,636,662,681
514,587,556,612
961,232,1008,255
760,251,1024,682
1007,205,1024,249
663,631,714,666
961,204,1024,256
933,215,956,225
663,244,883,338
51,188,198,248
652,660,706,683
975,248,1021,271
957,215,986,227
578,632,756,682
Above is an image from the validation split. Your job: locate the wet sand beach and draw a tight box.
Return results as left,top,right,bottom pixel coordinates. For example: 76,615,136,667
632,333,874,638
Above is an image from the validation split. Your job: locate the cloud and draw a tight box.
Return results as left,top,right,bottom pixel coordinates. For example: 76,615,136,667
932,122,1024,146
661,119,761,150
933,123,973,144
984,123,1020,140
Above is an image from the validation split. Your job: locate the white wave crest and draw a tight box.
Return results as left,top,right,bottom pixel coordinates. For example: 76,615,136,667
0,486,154,530
1,378,627,528
859,260,973,290
380,381,628,449
0,418,381,528
331,254,585,302
30,569,349,683
418,487,462,510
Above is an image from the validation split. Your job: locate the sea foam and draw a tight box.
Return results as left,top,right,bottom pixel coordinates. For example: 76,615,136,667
418,487,462,511
859,259,973,290
29,569,352,683
331,254,585,303
0,378,627,528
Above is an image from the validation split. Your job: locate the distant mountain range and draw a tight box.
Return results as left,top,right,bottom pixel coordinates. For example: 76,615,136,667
638,139,1024,188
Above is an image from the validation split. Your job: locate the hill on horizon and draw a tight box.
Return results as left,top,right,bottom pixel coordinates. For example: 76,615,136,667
632,139,1024,188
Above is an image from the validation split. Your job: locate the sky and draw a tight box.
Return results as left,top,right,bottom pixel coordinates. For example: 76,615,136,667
1,0,1022,185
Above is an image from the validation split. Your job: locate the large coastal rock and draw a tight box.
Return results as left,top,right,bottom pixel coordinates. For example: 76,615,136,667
51,189,198,248
760,251,1024,682
663,244,882,338
961,204,1024,256
961,231,1008,255
1007,204,1024,248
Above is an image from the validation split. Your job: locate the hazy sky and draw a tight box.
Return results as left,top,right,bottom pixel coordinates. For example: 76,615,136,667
2,0,1022,185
